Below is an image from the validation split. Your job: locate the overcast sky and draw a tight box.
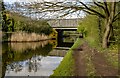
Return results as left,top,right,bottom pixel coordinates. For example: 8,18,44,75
3,0,85,19
4,0,120,3
4,0,40,3
3,0,64,3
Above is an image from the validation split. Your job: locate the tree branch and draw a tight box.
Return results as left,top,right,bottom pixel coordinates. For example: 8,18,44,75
26,1,107,18
79,2,105,18
112,17,120,22
103,0,110,17
82,9,96,15
113,11,120,21
93,1,105,11
113,11,120,22
59,10,76,17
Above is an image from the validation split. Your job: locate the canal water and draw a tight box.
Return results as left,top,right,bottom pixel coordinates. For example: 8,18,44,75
2,35,78,77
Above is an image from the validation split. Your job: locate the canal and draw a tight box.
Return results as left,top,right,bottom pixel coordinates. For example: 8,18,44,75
2,33,79,77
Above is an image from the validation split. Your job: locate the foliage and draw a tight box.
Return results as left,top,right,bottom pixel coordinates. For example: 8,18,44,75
9,12,53,35
110,3,120,44
77,25,87,38
78,14,118,74
1,2,53,35
1,2,14,32
78,15,101,48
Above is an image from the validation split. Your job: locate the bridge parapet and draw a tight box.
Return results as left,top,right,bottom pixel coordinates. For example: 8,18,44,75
47,19,81,28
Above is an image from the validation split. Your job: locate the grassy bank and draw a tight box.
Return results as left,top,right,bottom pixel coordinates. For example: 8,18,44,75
51,38,84,77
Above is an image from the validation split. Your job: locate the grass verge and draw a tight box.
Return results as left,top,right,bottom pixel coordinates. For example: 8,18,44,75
50,38,84,77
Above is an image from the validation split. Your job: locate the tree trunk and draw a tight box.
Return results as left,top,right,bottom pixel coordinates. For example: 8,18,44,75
102,21,111,48
102,2,115,48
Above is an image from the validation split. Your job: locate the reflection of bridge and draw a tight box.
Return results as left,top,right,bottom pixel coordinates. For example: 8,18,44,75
48,49,68,57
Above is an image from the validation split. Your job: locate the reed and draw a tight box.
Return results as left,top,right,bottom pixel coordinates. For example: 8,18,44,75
9,31,49,42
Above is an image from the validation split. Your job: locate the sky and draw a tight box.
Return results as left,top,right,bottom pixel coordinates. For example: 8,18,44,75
4,0,119,19
4,0,39,3
4,0,120,3
3,0,64,3
3,0,85,19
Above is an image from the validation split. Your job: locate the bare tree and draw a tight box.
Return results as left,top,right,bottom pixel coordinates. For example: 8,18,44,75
28,0,120,48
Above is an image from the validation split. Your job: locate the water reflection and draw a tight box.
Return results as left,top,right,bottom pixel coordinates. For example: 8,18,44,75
2,35,78,77
5,56,63,76
2,40,63,77
10,41,49,52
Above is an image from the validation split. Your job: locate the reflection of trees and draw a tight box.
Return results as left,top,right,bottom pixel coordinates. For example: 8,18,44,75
10,40,49,52
48,40,57,48
9,40,57,53
2,42,53,77
63,36,78,42
7,62,23,73
2,40,57,77
27,55,42,72
6,55,43,74
2,43,14,78
2,42,53,63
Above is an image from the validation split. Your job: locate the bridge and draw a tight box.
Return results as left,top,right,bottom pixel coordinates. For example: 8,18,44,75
47,18,80,29
47,18,81,34
47,19,81,48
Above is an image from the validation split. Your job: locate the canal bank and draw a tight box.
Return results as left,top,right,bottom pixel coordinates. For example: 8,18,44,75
50,38,84,76
51,38,118,76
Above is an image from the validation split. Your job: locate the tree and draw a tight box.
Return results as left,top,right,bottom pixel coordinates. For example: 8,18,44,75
28,0,120,48
1,2,14,32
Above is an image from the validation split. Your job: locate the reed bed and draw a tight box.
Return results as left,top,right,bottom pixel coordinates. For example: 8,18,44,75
9,31,49,42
